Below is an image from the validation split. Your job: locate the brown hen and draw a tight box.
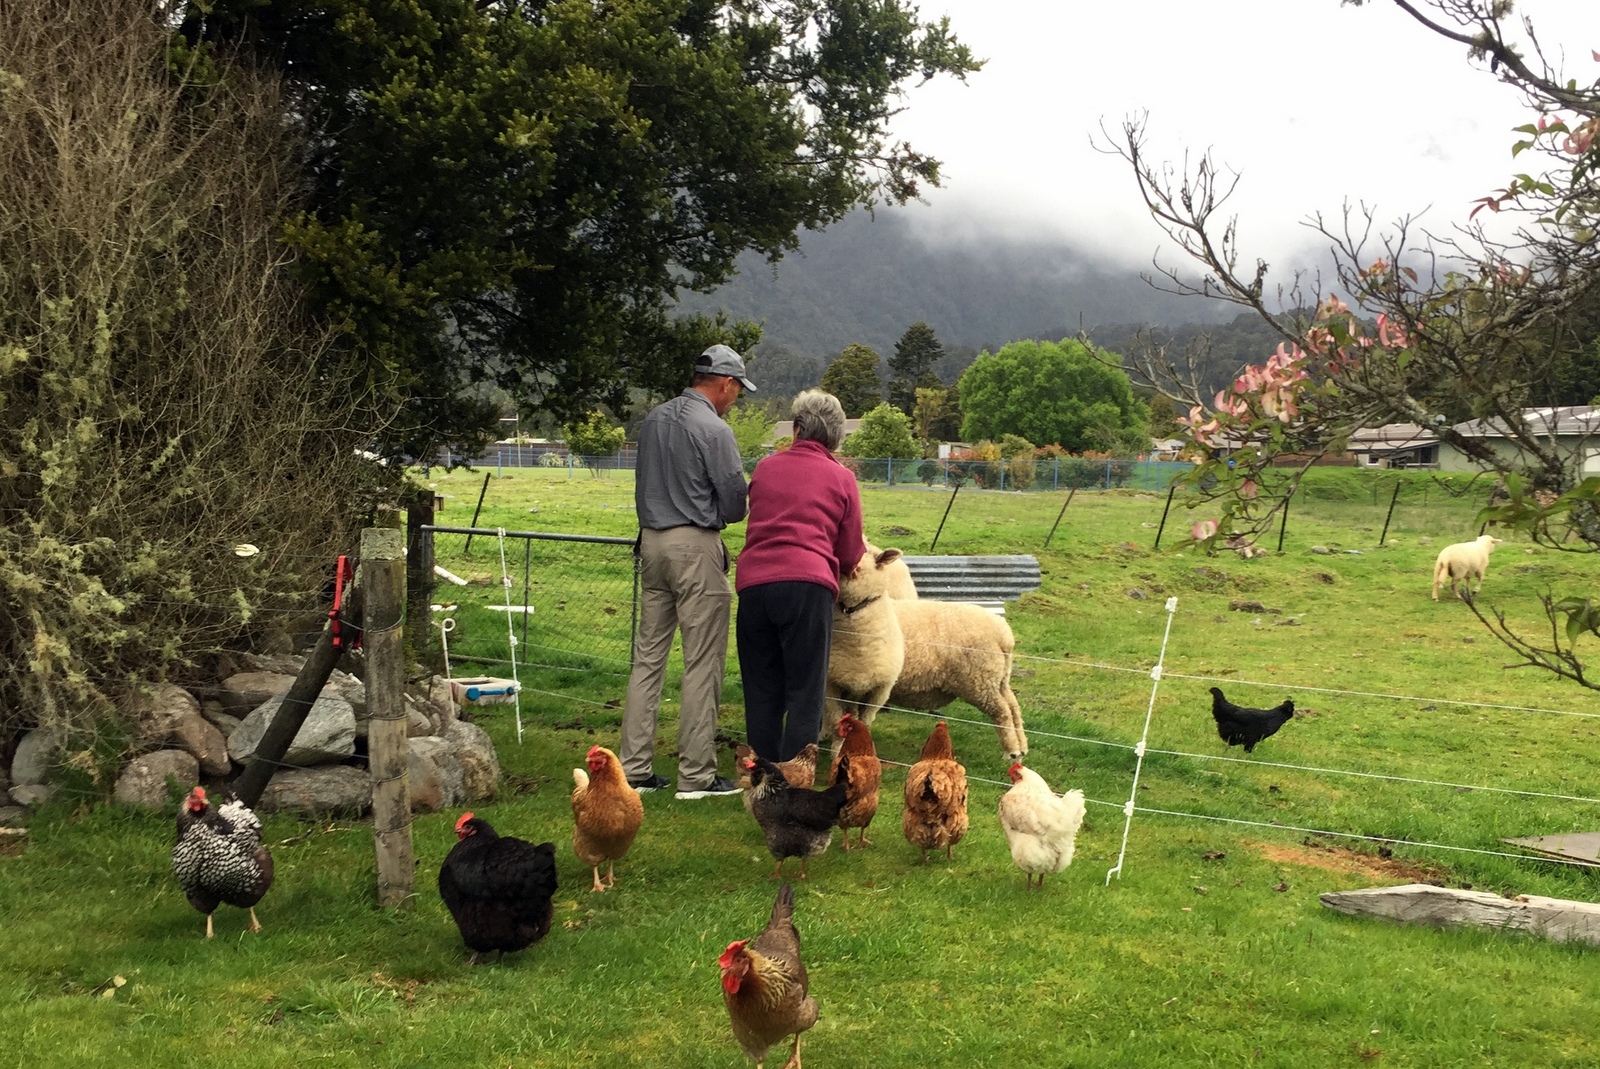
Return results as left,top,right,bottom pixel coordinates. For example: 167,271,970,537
720,883,818,1069
901,721,968,862
571,744,644,892
828,713,881,850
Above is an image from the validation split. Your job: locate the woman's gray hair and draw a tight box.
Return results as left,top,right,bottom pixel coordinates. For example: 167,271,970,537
790,389,847,450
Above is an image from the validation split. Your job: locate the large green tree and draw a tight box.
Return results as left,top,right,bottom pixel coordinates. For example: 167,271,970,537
958,339,1149,452
839,403,918,459
821,343,885,417
177,0,979,458
887,320,945,414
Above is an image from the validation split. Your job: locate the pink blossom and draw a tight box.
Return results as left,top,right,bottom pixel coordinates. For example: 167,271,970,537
1191,519,1219,541
1316,296,1349,320
1240,480,1259,499
1377,314,1409,349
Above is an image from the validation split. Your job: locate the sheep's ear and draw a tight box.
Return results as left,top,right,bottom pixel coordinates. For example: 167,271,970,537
876,547,903,566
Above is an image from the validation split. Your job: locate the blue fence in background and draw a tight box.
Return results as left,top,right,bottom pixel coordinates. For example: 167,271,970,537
435,446,1192,492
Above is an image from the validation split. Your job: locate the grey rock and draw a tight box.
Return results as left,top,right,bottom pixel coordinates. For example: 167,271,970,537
408,749,446,812
1345,549,1365,555
11,729,63,787
410,736,465,808
255,765,371,816
11,783,55,808
327,669,368,719
443,719,499,801
1125,588,1147,601
407,706,434,738
228,694,357,766
427,675,459,731
129,684,202,750
113,750,199,810
220,671,298,717
0,805,25,827
170,714,231,777
1310,545,1332,555
207,712,243,739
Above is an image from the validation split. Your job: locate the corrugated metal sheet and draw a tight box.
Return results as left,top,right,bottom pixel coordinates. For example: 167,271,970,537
901,555,1041,605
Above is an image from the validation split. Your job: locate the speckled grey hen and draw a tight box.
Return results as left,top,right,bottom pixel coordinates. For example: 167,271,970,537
171,786,275,939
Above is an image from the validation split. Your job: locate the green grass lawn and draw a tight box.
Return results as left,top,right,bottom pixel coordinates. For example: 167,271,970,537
6,467,1600,1067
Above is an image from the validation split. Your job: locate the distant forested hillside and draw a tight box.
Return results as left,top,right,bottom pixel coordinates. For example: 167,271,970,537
677,208,1272,396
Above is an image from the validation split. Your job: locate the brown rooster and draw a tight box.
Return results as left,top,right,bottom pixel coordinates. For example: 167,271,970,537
736,743,818,815
902,721,968,862
571,744,644,892
171,786,274,939
720,883,818,1069
828,713,881,850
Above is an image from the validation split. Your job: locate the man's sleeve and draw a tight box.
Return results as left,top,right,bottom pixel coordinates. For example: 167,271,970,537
701,426,749,526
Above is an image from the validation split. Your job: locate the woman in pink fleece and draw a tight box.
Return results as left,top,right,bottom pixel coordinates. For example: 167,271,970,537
735,389,866,761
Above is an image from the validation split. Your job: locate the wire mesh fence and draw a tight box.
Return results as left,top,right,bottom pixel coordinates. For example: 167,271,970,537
425,525,637,679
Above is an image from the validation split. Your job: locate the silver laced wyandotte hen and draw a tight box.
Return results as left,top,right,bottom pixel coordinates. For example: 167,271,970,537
1209,686,1295,753
171,786,275,939
438,812,559,964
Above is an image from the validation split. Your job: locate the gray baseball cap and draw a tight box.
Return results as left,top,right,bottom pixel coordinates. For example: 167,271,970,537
696,344,757,392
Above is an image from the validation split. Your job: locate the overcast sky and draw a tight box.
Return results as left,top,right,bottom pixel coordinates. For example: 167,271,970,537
884,0,1600,276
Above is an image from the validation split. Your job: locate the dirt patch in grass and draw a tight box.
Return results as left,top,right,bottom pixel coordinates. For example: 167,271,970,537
0,835,28,858
1248,838,1447,883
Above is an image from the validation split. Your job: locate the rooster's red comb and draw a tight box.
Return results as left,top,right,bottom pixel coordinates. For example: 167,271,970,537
454,812,474,832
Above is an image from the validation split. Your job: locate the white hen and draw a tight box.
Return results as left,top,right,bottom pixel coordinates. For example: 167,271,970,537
997,763,1086,890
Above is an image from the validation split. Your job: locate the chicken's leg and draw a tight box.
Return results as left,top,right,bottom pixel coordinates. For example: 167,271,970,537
919,847,928,863
591,866,608,893
248,908,262,933
605,861,617,887
770,859,786,880
780,1032,803,1069
857,828,872,848
840,834,852,853
798,857,810,880
945,845,954,861
205,913,215,940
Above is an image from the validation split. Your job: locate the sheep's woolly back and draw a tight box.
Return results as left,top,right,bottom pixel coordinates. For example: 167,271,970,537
889,599,1028,759
1432,534,1501,599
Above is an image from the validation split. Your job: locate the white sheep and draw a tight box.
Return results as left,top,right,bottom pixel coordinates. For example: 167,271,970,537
863,539,918,599
1432,533,1503,601
826,547,1028,760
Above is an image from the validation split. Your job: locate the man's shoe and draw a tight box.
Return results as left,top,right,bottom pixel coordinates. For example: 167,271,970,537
629,773,671,793
675,776,743,800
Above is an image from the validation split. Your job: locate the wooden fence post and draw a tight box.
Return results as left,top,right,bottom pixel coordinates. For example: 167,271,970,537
406,488,441,672
362,527,413,910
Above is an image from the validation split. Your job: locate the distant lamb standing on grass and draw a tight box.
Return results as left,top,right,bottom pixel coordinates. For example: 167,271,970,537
827,547,1029,760
1432,534,1503,601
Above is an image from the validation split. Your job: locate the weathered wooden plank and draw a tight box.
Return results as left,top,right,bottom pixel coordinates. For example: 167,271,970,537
1321,883,1600,946
1502,832,1600,867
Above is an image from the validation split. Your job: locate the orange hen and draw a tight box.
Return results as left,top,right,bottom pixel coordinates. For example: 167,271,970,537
828,713,881,850
720,883,818,1069
901,721,968,862
571,745,644,892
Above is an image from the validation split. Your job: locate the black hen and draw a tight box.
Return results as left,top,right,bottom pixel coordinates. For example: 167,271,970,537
744,754,851,880
438,813,559,963
172,786,275,939
1209,687,1294,753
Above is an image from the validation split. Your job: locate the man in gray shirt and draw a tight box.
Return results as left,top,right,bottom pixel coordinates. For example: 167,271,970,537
620,344,753,798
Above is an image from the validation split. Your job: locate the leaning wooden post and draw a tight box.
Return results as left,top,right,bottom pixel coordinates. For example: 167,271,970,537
1043,487,1077,549
231,588,356,808
1377,481,1402,547
929,480,962,552
362,527,413,910
1276,490,1292,553
1151,481,1179,551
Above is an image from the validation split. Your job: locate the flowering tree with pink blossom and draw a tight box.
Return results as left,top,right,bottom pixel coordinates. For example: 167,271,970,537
1103,0,1600,686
